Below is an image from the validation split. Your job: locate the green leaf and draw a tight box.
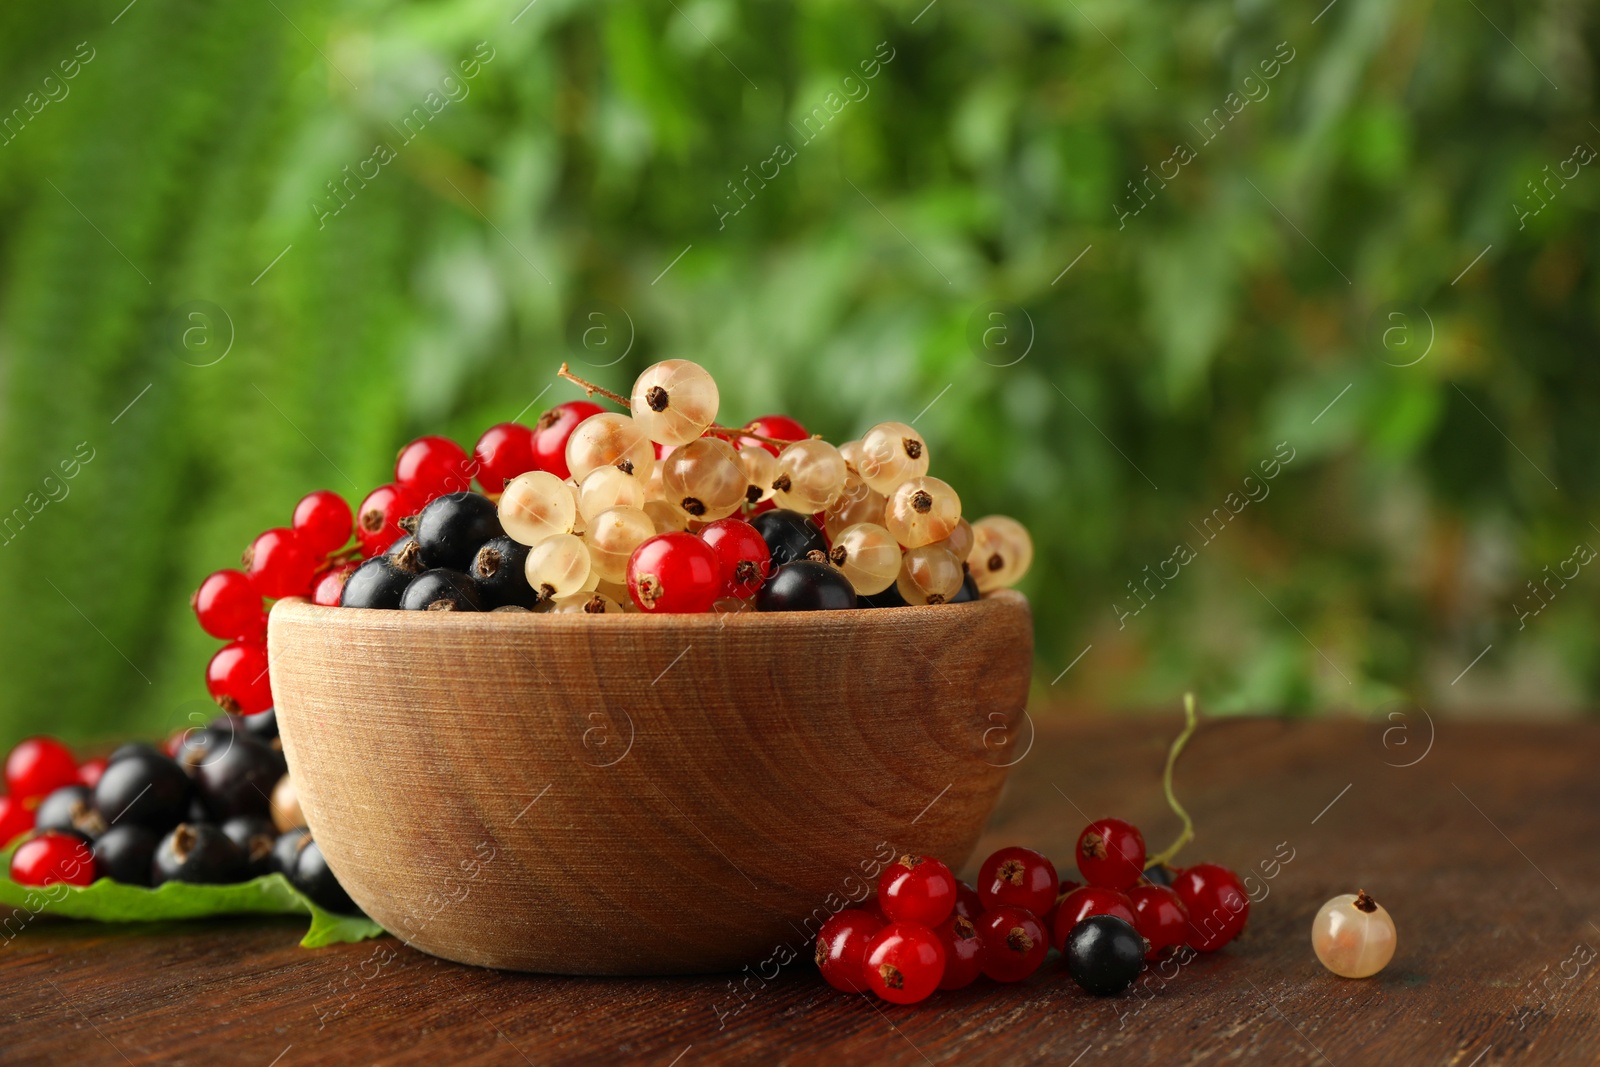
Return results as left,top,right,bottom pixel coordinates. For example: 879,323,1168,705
0,840,385,949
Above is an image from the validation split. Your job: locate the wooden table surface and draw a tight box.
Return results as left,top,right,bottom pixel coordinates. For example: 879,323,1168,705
4,714,1598,1066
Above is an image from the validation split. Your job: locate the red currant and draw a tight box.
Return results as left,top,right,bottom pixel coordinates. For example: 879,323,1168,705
976,905,1048,983
291,490,354,557
698,517,771,599
1076,818,1146,890
877,854,957,927
934,914,984,990
740,414,809,457
356,483,421,556
473,422,537,494
1051,885,1137,951
977,845,1059,916
0,794,36,846
531,401,605,480
860,894,888,923
1173,863,1250,952
814,908,884,993
191,570,266,642
863,922,945,1004
395,435,473,501
626,533,721,613
5,737,79,801
1130,884,1189,960
1041,878,1083,933
312,562,359,607
76,757,108,790
242,528,317,600
206,641,273,715
10,831,96,887
953,880,984,921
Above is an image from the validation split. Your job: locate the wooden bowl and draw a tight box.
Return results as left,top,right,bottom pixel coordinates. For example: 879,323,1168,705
268,592,1033,974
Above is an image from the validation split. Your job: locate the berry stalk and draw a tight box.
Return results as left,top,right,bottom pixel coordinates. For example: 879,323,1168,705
556,363,798,448
1145,692,1198,870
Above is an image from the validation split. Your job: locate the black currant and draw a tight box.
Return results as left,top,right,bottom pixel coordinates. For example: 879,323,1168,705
291,837,360,915
108,741,162,764
1066,914,1147,996
92,824,159,886
470,536,540,609
415,492,504,571
93,749,192,831
751,509,828,568
858,581,909,609
221,816,279,879
1142,863,1175,887
400,569,483,611
949,570,980,604
241,707,279,746
186,795,214,824
340,556,412,609
756,560,858,611
152,823,248,885
271,827,310,877
184,731,286,821
384,534,426,574
34,785,107,841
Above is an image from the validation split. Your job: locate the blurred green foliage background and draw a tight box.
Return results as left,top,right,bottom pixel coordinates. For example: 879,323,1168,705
0,0,1595,745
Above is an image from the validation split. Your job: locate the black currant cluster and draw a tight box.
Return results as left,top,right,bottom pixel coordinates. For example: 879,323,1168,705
34,712,358,914
340,491,534,611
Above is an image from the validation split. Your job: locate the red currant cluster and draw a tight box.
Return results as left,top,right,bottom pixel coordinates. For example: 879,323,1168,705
814,832,1248,1004
0,728,359,914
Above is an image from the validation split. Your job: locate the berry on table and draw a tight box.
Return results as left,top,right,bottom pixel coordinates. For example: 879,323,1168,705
93,748,193,830
814,908,885,993
1051,885,1137,951
272,826,311,876
1172,863,1250,952
395,435,473,501
755,560,857,611
242,528,317,600
626,532,721,613
356,484,421,557
221,816,279,879
191,570,267,642
91,824,159,887
291,490,354,557
339,556,412,610
414,491,504,572
977,845,1059,917
1065,914,1146,996
877,854,957,927
934,914,985,990
1312,889,1396,978
1129,884,1190,959
531,401,605,479
206,641,274,715
698,517,770,599
1077,817,1147,890
750,509,827,568
0,794,36,846
10,831,97,887
152,823,247,885
187,733,285,821
5,736,81,801
976,905,1049,983
472,422,537,495
290,836,359,913
34,785,107,841
863,922,946,1004
399,569,483,611
630,359,720,446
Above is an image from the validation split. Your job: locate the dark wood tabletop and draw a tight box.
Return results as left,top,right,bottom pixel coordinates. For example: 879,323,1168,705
4,714,1598,1066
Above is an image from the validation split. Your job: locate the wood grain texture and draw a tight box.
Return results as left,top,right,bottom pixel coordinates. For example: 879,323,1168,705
266,592,1034,974
4,717,1598,1067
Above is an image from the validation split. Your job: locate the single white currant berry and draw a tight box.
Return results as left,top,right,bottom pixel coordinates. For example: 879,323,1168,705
968,514,1034,592
884,476,962,548
822,474,887,540
944,517,975,562
594,579,638,611
578,465,647,524
630,359,719,446
498,471,577,546
585,506,656,584
857,421,929,494
550,592,625,614
895,543,964,605
662,437,746,521
837,438,866,475
1312,890,1396,979
829,523,902,595
644,498,688,534
771,439,848,513
737,443,779,506
566,412,656,484
524,533,593,601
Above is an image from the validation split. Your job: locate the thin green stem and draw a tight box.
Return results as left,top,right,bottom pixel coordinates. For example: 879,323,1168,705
1146,692,1198,870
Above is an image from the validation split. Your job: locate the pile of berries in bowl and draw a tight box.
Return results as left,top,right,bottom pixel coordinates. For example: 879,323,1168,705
0,727,359,915
817,819,1250,1003
191,358,1034,715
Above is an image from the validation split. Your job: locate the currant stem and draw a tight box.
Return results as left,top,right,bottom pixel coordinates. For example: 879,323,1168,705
556,362,797,448
1146,691,1198,870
